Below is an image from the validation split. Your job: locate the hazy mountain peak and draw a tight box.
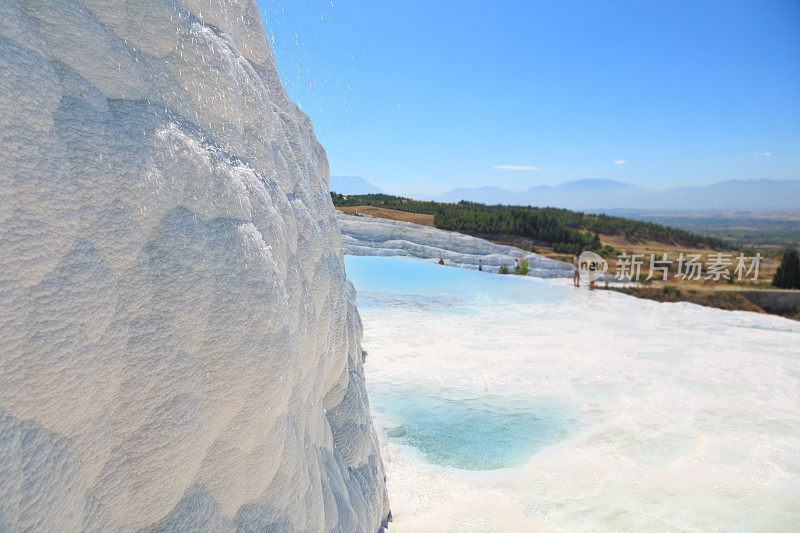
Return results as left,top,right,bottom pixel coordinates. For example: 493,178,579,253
330,176,383,195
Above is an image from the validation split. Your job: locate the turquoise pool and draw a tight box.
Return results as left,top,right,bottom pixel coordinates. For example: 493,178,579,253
369,383,568,470
347,255,575,470
345,255,569,311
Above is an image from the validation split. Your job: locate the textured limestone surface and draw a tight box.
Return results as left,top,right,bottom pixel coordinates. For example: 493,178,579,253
0,1,388,530
337,213,574,278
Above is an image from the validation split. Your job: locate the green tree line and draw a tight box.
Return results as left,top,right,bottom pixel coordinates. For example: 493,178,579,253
331,193,729,253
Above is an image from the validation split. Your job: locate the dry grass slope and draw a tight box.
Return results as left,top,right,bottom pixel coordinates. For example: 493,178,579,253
336,206,435,226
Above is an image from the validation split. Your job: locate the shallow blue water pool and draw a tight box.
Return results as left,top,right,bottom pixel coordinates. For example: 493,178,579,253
369,383,569,470
345,255,568,312
347,256,575,470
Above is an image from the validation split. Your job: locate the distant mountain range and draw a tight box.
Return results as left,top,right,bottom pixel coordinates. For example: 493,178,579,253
424,179,800,213
332,177,800,212
428,179,645,210
329,176,383,195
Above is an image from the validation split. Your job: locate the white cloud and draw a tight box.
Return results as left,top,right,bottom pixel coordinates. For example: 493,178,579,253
415,177,428,182
493,165,540,171
753,152,772,157
613,160,628,165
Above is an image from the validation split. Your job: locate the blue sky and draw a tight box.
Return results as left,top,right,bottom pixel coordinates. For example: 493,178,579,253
256,1,800,194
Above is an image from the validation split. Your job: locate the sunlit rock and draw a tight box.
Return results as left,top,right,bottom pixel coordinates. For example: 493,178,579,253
0,1,388,530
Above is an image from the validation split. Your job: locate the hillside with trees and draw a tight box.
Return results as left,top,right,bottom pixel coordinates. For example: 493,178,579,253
331,193,728,254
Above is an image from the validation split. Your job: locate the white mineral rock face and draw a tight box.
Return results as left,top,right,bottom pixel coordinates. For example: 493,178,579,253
337,213,575,278
0,1,388,530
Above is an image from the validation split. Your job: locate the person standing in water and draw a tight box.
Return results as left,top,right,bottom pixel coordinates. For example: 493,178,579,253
513,258,520,274
478,259,483,271
573,254,580,287
438,257,445,265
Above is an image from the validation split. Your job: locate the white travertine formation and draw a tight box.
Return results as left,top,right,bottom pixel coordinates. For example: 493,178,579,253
0,1,388,530
337,213,574,278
